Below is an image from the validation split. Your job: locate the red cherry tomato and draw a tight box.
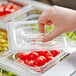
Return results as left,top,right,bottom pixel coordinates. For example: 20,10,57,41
19,53,30,60
6,5,18,13
0,4,9,16
50,50,60,57
34,56,46,66
44,53,54,62
36,51,48,56
46,56,54,62
26,60,35,67
0,4,18,16
29,52,39,60
44,53,53,57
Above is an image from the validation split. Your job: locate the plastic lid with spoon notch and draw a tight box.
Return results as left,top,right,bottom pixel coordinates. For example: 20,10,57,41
8,21,67,51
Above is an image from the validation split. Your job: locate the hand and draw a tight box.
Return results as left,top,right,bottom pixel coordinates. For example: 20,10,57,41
38,6,76,42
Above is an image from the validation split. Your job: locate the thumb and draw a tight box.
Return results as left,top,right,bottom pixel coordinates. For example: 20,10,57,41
42,28,63,42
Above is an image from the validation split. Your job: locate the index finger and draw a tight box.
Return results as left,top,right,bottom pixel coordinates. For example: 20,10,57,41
38,12,51,33
38,22,45,33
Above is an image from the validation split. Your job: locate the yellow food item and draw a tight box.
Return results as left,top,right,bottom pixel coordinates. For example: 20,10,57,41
0,29,8,52
0,39,6,44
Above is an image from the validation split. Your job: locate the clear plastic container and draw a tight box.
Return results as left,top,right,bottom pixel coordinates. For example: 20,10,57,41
3,20,68,74
0,0,51,22
6,49,67,73
65,31,76,47
0,0,30,22
1,0,50,22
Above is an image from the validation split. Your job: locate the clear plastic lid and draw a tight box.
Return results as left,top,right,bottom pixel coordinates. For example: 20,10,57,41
8,21,67,51
11,8,42,21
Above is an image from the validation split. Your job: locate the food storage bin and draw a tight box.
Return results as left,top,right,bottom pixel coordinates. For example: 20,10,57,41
0,0,31,22
65,31,76,47
6,49,68,73
1,0,51,22
1,20,68,75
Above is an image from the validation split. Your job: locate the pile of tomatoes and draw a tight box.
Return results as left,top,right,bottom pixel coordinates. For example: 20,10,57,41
18,50,60,67
0,4,19,16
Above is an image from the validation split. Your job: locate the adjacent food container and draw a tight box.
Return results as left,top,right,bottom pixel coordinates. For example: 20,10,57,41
0,21,68,74
65,31,76,47
0,0,32,22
